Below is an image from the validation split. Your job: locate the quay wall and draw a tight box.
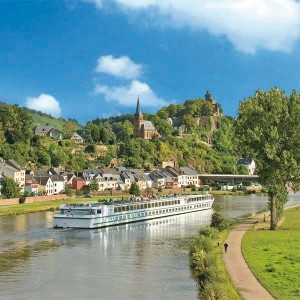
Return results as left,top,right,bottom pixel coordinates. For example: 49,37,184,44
0,187,194,207
0,194,69,207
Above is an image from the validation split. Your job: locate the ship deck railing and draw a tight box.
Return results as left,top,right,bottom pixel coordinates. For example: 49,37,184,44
59,194,212,210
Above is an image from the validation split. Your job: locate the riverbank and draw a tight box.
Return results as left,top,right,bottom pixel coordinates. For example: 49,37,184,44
189,214,240,299
242,206,300,299
0,189,258,217
0,196,109,217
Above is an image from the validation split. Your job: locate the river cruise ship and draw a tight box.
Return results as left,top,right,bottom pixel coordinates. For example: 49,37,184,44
53,193,214,229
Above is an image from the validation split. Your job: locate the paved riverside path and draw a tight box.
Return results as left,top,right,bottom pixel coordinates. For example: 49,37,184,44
223,218,274,300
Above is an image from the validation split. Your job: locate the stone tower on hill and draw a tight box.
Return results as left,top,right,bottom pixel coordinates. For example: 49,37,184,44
134,98,157,139
205,91,222,117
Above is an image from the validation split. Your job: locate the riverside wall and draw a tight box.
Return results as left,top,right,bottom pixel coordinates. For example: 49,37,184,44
0,194,69,207
0,187,194,207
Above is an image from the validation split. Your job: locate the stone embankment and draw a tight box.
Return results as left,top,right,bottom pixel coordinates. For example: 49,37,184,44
0,194,69,207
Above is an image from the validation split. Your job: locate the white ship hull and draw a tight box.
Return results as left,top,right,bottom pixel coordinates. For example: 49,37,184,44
54,194,214,229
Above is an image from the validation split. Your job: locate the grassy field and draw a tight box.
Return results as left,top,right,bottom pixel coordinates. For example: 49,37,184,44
243,207,300,299
30,113,67,131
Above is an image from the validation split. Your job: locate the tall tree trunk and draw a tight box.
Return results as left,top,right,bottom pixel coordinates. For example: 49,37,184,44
270,193,277,230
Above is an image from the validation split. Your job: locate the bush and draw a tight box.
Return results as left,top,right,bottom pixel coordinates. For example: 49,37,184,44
198,227,219,239
65,188,75,197
19,196,26,204
75,190,83,197
210,212,229,231
189,227,224,299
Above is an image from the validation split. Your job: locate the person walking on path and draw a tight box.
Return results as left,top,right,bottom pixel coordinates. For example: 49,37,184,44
223,216,274,300
224,242,228,253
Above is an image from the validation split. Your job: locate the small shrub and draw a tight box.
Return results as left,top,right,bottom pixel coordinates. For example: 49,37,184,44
265,264,276,272
210,212,229,231
19,196,26,204
198,227,219,239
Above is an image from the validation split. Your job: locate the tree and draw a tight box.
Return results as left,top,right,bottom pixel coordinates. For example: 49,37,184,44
1,177,20,198
129,182,140,196
62,121,79,139
236,88,300,229
65,188,75,197
0,104,33,144
89,179,99,192
37,149,51,166
237,165,249,175
81,185,91,194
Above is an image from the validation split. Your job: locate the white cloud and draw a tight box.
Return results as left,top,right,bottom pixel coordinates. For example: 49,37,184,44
97,0,300,53
96,55,142,79
95,80,167,107
26,94,62,117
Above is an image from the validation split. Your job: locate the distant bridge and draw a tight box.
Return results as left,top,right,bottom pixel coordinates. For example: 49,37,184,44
198,174,259,185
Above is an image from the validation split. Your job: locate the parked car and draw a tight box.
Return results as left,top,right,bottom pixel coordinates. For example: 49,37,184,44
84,194,93,198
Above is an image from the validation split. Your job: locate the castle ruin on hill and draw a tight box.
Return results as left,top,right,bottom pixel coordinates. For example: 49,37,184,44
134,91,222,142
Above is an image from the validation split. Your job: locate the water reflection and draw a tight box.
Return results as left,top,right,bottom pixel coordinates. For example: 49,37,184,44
0,240,59,275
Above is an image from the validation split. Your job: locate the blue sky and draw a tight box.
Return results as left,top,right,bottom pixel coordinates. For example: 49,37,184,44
2,0,300,124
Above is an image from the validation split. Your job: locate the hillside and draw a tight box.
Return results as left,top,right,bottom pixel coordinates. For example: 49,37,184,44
0,98,239,173
29,113,66,131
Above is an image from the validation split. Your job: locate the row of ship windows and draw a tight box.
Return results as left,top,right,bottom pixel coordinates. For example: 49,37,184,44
109,203,210,221
113,200,182,213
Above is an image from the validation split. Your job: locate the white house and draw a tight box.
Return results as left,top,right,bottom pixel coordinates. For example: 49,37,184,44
0,159,26,192
180,167,199,187
237,158,256,175
51,175,65,194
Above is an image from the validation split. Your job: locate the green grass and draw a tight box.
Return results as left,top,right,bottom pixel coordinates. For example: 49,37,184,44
243,207,300,300
30,113,67,131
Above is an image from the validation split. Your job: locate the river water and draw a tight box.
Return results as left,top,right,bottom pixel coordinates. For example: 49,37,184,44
0,193,299,300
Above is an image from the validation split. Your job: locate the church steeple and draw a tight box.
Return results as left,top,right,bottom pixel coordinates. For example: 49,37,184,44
135,97,141,115
134,97,143,138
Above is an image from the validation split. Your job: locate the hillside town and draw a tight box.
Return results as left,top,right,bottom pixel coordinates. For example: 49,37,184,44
0,157,255,197
0,158,199,196
0,91,256,198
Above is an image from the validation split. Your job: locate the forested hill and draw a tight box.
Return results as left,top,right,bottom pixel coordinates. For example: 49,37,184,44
0,101,81,131
0,99,239,173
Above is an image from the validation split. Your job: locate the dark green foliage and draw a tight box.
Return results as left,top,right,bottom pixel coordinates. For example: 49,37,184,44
129,182,140,196
75,190,83,197
210,212,228,231
237,165,249,175
65,188,74,197
36,149,51,166
0,104,33,144
0,98,239,175
81,185,91,194
62,121,80,139
190,226,224,299
1,177,20,199
85,145,96,153
89,179,99,191
112,120,134,141
236,88,300,229
19,196,26,204
212,116,236,154
198,227,219,239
